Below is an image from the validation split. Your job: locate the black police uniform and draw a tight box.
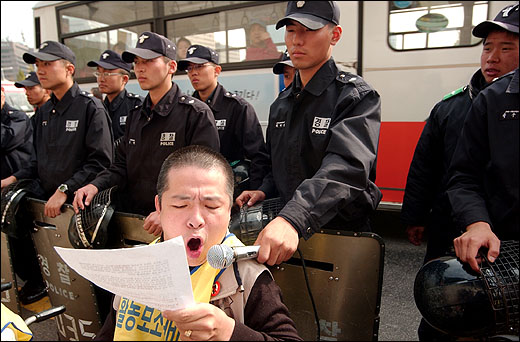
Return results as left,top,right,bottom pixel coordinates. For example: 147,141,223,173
91,82,220,215
260,58,382,239
401,70,487,263
193,83,270,189
1,103,33,179
447,68,519,240
103,88,143,140
13,83,113,199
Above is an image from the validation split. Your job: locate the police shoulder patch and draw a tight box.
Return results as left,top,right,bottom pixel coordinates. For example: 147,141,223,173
336,71,361,85
442,86,466,101
178,95,202,108
336,71,349,83
224,91,245,104
80,91,94,98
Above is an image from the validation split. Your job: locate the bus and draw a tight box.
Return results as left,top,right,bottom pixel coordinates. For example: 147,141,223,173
32,0,515,209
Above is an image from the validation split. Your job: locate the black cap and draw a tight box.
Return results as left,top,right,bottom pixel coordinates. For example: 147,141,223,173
177,45,219,70
473,3,519,38
276,1,340,30
273,50,294,74
87,50,132,72
122,32,176,62
23,41,76,65
14,72,40,88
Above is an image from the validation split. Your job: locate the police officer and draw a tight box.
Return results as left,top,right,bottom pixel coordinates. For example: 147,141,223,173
403,4,518,340
73,32,220,236
273,49,296,89
2,41,113,219
402,3,519,265
177,45,270,198
236,1,382,266
448,67,518,272
2,87,43,305
1,87,33,181
87,50,144,140
1,41,113,305
14,71,51,111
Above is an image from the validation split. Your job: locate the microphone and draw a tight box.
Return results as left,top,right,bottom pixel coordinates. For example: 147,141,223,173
207,244,260,269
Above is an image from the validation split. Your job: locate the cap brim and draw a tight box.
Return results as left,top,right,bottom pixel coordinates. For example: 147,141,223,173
87,60,119,70
14,80,39,88
177,57,211,70
23,51,61,64
473,21,519,38
276,13,330,30
122,48,162,63
273,60,294,74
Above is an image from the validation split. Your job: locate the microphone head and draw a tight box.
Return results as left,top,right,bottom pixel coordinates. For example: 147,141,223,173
207,244,234,269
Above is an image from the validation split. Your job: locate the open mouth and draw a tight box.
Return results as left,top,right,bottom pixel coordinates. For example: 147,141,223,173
187,237,201,251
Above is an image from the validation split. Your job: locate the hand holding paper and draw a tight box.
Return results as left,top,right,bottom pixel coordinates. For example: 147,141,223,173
54,236,194,312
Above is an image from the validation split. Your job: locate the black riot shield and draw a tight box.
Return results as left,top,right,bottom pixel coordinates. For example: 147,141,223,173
25,198,103,341
270,230,385,341
1,232,20,314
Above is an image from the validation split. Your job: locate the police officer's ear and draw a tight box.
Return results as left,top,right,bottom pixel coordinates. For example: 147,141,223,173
330,24,342,46
214,64,222,77
63,61,75,77
166,58,177,76
121,73,130,85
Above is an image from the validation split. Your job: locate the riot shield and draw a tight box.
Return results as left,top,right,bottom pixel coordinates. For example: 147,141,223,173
25,198,103,341
270,230,385,341
111,211,154,246
1,232,20,314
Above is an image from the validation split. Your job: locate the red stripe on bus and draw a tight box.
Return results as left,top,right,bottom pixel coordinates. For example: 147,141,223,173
375,121,426,204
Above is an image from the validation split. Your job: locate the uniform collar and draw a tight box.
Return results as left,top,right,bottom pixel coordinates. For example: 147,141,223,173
507,68,519,94
1,103,18,116
142,82,180,118
50,82,80,115
469,70,487,99
291,58,337,97
104,88,127,111
193,83,219,107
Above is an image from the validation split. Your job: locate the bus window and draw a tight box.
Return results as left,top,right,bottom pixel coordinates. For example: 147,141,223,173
388,1,488,50
59,2,154,35
63,24,151,79
166,2,286,64
55,1,288,83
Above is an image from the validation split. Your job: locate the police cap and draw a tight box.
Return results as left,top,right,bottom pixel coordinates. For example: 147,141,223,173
177,45,219,71
23,41,76,66
122,31,176,62
273,50,294,75
473,3,519,38
87,50,132,72
276,1,340,31
14,72,40,88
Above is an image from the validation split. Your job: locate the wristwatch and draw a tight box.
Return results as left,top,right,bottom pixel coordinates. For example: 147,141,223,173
58,183,69,194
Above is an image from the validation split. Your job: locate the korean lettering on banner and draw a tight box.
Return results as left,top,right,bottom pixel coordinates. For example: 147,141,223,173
116,298,181,340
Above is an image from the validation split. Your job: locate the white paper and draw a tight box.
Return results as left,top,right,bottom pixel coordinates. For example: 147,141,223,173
54,236,194,311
